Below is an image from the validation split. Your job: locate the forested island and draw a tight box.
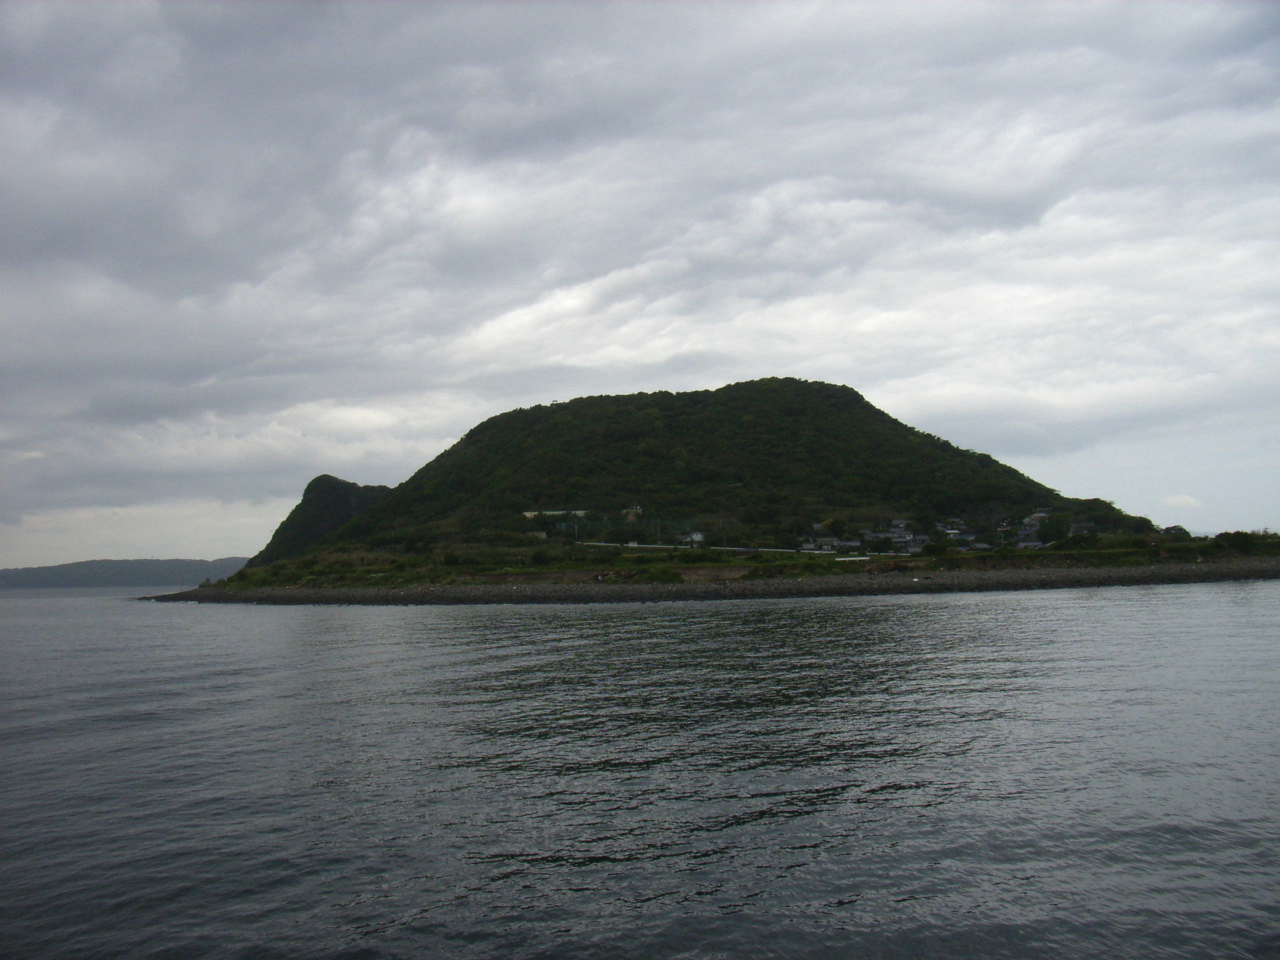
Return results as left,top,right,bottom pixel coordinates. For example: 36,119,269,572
156,378,1279,604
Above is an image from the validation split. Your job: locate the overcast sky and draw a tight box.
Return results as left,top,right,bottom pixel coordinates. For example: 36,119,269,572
3,1,1278,566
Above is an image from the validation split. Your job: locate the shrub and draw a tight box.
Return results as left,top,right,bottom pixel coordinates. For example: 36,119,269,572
636,564,683,584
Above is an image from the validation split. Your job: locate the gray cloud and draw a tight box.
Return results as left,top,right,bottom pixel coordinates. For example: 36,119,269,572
3,1,1279,562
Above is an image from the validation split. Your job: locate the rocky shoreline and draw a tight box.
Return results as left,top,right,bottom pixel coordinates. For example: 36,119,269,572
145,557,1280,606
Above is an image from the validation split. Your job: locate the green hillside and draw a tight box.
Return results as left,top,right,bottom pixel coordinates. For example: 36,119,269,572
245,474,390,568
238,379,1147,582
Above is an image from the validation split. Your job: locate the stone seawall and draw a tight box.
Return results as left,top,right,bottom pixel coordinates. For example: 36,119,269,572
145,557,1280,606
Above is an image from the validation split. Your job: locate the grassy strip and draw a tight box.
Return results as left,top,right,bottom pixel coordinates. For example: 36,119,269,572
218,539,1278,590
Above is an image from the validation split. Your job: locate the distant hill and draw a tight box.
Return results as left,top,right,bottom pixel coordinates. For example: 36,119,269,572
0,557,249,589
241,378,1149,573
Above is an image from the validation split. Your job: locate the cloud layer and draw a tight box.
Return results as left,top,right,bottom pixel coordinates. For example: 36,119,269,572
3,1,1278,563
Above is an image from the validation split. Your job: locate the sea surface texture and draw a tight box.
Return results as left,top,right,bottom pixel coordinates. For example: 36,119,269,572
2,582,1278,960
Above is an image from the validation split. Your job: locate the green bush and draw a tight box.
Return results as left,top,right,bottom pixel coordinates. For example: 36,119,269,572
636,564,683,583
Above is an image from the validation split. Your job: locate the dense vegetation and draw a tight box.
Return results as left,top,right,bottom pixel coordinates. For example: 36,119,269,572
335,378,1140,547
229,378,1166,587
245,474,390,568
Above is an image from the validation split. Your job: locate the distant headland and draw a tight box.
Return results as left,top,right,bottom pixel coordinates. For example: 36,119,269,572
3,557,248,589
156,377,1276,604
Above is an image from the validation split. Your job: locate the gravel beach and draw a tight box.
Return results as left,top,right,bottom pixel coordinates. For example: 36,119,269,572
146,557,1280,606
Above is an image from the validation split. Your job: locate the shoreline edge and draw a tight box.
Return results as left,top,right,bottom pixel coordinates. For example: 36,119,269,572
144,557,1280,606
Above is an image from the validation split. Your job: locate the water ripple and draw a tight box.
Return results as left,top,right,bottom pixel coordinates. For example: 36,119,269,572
2,583,1279,959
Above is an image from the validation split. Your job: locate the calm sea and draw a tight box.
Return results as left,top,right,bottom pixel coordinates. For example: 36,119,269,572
2,581,1278,960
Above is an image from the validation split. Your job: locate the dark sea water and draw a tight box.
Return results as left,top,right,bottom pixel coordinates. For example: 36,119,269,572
2,581,1278,960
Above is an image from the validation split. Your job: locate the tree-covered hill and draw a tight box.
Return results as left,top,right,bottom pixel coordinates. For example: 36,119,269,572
258,378,1145,564
245,474,391,568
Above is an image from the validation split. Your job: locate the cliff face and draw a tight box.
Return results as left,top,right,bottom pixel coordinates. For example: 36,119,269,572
244,474,391,567
244,379,1146,564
